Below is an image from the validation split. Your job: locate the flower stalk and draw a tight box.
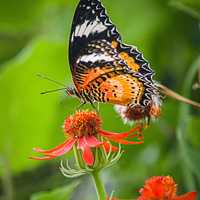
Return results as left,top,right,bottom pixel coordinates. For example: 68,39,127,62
91,170,107,200
73,146,84,169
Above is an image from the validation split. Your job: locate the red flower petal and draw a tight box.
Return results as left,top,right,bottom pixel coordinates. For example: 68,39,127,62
85,136,102,147
82,146,94,166
33,138,76,157
99,125,142,140
100,130,131,140
109,137,143,145
29,155,56,160
174,192,197,200
102,142,118,152
78,137,94,166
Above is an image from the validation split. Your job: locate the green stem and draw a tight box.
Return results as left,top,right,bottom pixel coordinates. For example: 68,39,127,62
170,1,200,21
0,156,14,200
176,56,200,190
91,170,107,200
73,146,84,168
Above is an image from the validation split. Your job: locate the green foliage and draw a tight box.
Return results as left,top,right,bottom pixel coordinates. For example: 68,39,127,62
175,57,200,191
0,37,71,173
30,181,79,200
188,117,200,148
170,0,200,20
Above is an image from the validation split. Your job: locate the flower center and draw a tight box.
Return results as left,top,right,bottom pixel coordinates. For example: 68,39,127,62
63,111,101,138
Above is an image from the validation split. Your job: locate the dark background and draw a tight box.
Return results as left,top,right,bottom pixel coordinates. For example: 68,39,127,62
0,0,200,199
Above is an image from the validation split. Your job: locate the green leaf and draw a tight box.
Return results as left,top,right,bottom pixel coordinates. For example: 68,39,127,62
0,0,70,33
187,117,200,148
30,181,79,200
0,36,73,173
0,0,72,63
170,0,200,20
176,57,200,191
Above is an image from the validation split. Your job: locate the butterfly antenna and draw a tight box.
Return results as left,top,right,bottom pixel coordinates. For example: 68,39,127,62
36,73,66,87
40,87,67,95
156,83,200,109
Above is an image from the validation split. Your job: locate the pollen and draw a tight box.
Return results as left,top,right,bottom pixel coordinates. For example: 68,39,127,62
63,111,101,138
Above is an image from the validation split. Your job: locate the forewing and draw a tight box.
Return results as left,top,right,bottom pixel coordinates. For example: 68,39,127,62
72,39,125,91
69,0,121,69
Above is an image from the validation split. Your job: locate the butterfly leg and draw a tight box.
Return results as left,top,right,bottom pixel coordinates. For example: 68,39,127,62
89,101,99,113
76,101,87,110
97,102,100,112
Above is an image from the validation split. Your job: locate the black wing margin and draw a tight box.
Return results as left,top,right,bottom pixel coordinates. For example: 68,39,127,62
69,0,121,69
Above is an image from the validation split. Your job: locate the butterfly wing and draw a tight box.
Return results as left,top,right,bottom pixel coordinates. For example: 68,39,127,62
68,0,157,108
69,0,121,68
116,42,157,107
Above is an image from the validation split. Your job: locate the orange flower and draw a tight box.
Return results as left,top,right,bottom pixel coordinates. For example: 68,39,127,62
31,111,143,166
137,176,197,200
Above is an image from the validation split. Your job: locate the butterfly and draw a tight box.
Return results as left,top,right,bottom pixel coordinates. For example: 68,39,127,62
66,0,161,123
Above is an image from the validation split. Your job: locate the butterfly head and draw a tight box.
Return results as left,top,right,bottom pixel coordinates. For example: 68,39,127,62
66,86,80,97
115,94,162,124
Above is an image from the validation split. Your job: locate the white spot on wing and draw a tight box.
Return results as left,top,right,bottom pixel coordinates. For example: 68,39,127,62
74,17,107,37
78,21,88,37
79,53,114,63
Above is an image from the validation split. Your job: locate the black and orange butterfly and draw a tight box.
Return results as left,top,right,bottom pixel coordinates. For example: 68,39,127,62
66,0,161,123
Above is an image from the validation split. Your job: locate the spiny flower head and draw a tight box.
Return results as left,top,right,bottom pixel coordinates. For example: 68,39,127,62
63,111,101,138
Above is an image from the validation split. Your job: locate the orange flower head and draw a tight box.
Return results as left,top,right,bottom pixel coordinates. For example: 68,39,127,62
138,176,197,200
31,111,143,166
64,111,101,138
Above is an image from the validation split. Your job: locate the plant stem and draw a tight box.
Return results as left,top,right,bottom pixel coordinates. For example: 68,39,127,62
91,170,107,200
0,156,14,200
73,146,84,168
176,56,200,190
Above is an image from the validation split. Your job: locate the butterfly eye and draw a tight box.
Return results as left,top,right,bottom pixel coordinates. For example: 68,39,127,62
66,86,77,96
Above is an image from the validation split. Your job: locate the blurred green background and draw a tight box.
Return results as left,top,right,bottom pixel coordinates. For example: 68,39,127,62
0,0,200,199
